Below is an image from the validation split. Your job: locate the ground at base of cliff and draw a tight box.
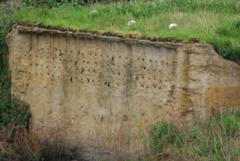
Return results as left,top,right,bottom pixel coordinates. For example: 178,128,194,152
0,111,239,161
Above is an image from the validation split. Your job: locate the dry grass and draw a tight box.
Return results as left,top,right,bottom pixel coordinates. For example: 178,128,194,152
0,126,69,161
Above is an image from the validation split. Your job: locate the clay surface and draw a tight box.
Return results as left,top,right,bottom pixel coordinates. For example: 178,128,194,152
7,24,240,157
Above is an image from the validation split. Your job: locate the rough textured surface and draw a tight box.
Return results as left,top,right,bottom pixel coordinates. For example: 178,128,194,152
7,24,240,158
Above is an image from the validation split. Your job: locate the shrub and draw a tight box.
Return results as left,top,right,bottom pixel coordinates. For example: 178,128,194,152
0,1,31,128
0,97,31,127
149,122,180,152
0,69,31,127
0,1,19,68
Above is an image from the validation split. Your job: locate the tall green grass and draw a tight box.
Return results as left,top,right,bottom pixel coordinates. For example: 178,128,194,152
149,111,240,161
16,0,240,62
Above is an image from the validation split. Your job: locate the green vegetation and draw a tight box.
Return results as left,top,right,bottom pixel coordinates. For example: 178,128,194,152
21,0,120,7
0,1,31,128
15,0,240,62
149,111,240,161
150,122,182,152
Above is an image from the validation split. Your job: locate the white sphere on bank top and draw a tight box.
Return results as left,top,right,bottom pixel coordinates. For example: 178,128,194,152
128,19,136,26
169,23,177,30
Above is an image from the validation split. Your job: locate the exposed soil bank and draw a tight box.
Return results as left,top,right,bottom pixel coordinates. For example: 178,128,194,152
7,24,240,160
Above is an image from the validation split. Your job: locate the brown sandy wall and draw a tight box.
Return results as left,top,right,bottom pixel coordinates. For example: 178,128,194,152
7,24,240,156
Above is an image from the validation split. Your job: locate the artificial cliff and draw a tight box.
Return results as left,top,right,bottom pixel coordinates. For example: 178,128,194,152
7,24,240,158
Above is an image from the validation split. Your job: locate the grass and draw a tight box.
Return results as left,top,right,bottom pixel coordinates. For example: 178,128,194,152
148,111,240,161
0,126,67,161
14,0,240,62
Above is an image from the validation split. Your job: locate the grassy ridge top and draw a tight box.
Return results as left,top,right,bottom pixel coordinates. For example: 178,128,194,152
17,0,240,62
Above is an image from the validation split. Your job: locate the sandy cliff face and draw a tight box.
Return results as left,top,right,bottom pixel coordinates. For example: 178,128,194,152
7,24,240,155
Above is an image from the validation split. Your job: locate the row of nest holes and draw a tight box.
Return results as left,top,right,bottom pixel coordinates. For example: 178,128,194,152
28,61,171,73
29,48,171,65
69,77,169,90
26,70,173,83
26,55,170,66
